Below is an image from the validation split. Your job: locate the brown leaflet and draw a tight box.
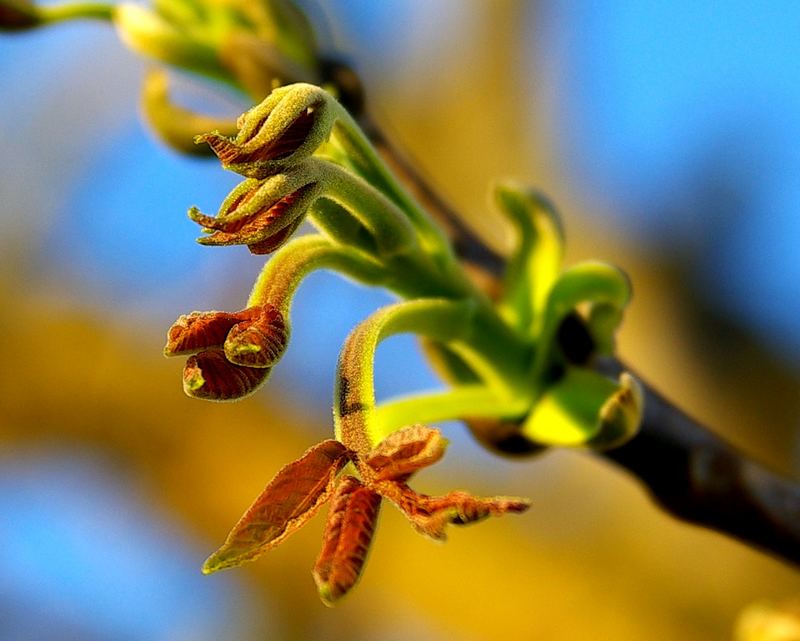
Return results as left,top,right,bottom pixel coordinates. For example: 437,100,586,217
164,309,258,356
247,216,304,255
196,131,241,165
261,107,318,160
313,476,381,607
182,349,270,402
365,425,448,481
224,303,289,367
197,106,317,166
374,481,530,541
197,186,314,247
203,440,351,573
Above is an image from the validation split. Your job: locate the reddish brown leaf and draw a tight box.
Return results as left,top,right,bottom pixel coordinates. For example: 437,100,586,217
262,107,317,160
313,476,381,606
164,309,258,356
224,303,288,367
196,185,315,247
197,106,317,166
375,481,530,541
182,349,270,402
203,440,351,573
195,131,241,165
364,425,448,481
247,216,304,255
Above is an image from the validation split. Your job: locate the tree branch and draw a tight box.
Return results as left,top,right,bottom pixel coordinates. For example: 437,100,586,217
355,110,800,568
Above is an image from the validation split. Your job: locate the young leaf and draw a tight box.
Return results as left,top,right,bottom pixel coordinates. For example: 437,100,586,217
364,424,448,481
375,481,530,541
313,476,381,606
521,368,641,447
203,439,350,573
182,349,270,402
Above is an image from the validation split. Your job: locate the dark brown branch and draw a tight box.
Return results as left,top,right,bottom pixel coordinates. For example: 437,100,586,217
355,109,800,568
598,358,800,566
358,113,506,280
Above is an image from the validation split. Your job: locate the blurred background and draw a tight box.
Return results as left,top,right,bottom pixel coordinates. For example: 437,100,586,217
1,1,799,639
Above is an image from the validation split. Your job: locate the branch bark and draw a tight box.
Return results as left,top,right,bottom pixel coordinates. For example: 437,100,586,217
356,111,800,568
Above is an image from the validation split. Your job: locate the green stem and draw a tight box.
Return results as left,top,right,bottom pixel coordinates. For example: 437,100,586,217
462,302,532,395
329,111,456,264
372,384,528,442
312,158,418,258
334,298,476,454
247,235,387,315
38,2,114,23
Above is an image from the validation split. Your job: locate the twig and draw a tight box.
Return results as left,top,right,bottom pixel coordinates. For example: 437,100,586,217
355,110,800,568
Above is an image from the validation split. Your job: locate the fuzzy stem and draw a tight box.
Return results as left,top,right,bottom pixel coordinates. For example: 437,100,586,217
329,109,456,265
311,158,418,258
38,2,114,23
247,235,386,315
334,299,476,454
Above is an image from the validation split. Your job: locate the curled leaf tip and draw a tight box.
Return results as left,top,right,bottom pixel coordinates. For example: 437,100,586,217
194,131,240,163
198,84,334,177
182,350,269,402
592,372,644,449
224,304,288,367
200,555,222,575
313,476,381,606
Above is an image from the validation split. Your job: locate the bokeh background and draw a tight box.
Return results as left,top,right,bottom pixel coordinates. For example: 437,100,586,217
1,1,799,640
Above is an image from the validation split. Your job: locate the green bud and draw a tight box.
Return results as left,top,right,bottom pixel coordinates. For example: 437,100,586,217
195,83,337,176
520,369,642,448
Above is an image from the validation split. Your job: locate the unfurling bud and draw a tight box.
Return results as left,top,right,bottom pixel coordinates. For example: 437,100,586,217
165,308,257,357
188,171,320,255
195,83,337,177
224,304,288,367
183,349,270,402
165,303,288,402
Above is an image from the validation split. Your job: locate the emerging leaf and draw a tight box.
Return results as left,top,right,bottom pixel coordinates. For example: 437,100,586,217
313,476,381,607
590,372,643,450
521,369,642,447
182,349,270,402
198,106,317,165
203,439,351,573
376,481,530,541
195,84,336,177
190,183,318,250
165,309,258,356
364,424,448,481
224,304,289,368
